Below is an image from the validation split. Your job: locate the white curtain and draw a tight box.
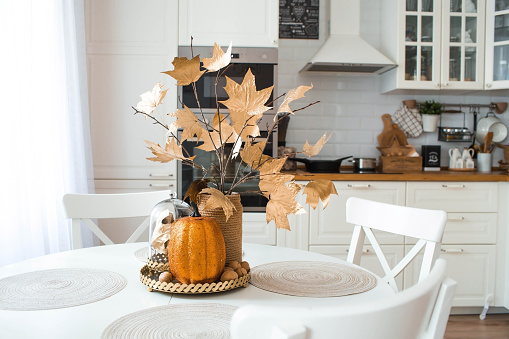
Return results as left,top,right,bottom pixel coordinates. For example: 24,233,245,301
0,0,94,266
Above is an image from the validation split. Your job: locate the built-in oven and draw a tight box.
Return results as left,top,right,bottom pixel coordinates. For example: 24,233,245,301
177,46,278,114
176,46,278,212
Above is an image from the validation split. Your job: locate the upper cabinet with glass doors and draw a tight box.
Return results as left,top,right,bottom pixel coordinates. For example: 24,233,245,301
380,0,486,92
485,0,509,89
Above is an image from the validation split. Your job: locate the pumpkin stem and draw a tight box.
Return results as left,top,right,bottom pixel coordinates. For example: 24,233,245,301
190,201,201,217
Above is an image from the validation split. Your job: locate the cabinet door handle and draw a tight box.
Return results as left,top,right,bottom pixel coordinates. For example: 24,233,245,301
346,249,371,254
347,184,371,188
486,83,492,88
441,248,464,253
441,184,465,189
150,173,174,177
447,216,465,221
149,183,174,188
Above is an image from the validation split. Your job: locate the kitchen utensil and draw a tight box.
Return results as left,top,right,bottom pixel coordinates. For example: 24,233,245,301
497,144,509,163
348,158,377,172
392,123,408,145
377,114,397,147
484,131,493,153
494,102,508,114
476,112,508,143
292,156,353,173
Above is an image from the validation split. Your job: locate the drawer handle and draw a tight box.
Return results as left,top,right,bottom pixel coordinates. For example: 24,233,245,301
346,249,371,254
149,183,174,188
441,184,465,189
347,184,371,188
150,173,174,177
441,248,464,254
447,216,465,221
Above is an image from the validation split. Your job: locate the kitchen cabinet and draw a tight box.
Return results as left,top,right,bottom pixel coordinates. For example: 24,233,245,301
85,0,178,181
406,181,498,307
178,0,279,47
380,0,486,92
485,0,509,89
243,213,277,245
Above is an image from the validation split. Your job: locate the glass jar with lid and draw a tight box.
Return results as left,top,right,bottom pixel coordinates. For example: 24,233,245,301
148,192,193,269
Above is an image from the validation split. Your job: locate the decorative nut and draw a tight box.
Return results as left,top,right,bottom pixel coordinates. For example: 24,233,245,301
159,271,173,283
223,266,234,272
240,261,250,272
220,270,238,282
235,267,247,277
228,261,240,270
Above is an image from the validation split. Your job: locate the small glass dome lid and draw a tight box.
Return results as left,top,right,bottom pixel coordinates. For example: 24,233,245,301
149,191,193,261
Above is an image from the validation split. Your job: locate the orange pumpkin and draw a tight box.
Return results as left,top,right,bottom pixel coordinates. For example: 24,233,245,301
168,216,226,284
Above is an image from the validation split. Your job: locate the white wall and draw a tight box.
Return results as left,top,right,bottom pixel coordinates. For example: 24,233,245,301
279,0,509,166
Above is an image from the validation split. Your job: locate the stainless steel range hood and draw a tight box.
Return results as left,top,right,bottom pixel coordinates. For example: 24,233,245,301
300,0,396,75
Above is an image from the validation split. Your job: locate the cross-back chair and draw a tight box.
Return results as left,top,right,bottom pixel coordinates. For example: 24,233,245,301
346,197,448,292
62,190,172,249
231,258,456,339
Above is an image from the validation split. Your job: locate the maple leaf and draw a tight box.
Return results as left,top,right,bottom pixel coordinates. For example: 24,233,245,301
135,83,168,114
202,42,232,72
145,138,196,163
197,111,238,152
258,157,287,175
168,106,207,141
277,84,313,114
219,69,273,116
240,141,269,169
303,179,338,209
259,173,294,198
201,187,237,221
302,133,332,157
163,55,205,86
184,179,210,204
230,110,263,139
266,182,305,230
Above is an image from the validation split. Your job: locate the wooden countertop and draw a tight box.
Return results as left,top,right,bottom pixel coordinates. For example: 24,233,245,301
288,168,509,182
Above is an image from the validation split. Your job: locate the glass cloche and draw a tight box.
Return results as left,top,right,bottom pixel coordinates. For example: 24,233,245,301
148,192,193,265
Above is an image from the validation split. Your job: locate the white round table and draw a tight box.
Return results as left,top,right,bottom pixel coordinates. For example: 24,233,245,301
0,243,393,339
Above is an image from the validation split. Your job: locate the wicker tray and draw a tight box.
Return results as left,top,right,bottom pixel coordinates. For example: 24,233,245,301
140,265,250,294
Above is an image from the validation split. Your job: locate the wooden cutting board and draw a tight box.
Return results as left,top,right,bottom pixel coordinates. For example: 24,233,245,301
393,124,408,146
377,114,397,147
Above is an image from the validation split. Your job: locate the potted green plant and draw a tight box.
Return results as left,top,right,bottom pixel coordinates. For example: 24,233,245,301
420,100,443,132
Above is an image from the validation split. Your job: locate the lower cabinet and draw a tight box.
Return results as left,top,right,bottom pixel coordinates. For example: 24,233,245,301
242,213,276,245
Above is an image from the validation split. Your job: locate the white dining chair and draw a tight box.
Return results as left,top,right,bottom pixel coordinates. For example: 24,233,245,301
62,190,172,249
230,259,456,339
346,197,448,292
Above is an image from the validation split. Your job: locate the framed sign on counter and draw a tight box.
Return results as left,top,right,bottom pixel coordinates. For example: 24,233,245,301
279,0,319,40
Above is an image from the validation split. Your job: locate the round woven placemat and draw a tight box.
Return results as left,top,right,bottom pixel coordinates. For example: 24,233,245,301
0,268,127,311
250,261,377,297
102,303,237,339
133,247,148,263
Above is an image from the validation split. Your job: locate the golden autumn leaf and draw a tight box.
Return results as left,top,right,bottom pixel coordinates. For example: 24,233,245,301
201,187,237,221
202,42,232,72
230,110,263,139
163,55,205,86
135,83,168,115
197,110,238,152
168,106,207,141
277,84,313,114
220,69,273,116
266,182,305,230
258,157,287,175
184,179,210,204
302,133,333,157
259,173,294,198
146,138,196,163
240,140,269,168
303,179,338,209
151,212,174,252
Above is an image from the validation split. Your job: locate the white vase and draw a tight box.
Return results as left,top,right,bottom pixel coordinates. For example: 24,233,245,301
422,114,441,132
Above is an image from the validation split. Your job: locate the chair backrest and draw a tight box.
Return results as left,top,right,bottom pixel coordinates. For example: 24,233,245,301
230,259,456,339
62,190,172,249
346,197,448,292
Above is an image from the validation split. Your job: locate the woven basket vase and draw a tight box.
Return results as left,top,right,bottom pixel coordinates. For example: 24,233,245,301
198,194,242,264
